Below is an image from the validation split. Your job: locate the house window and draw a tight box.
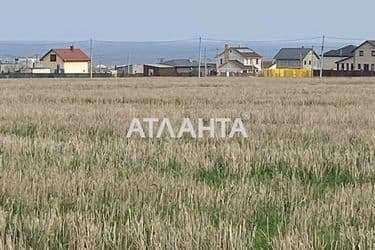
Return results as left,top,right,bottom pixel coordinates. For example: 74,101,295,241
358,64,362,70
371,64,375,71
346,63,349,70
50,54,57,62
341,64,345,70
359,50,364,56
372,51,375,56
220,58,223,65
256,59,259,65
309,60,312,65
351,64,354,71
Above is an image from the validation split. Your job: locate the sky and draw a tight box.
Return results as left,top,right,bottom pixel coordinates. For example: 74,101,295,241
1,0,374,41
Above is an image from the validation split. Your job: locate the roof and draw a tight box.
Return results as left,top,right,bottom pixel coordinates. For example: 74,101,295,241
144,63,174,68
261,60,275,68
353,40,375,52
218,47,262,58
163,59,199,67
324,45,356,57
40,47,90,62
335,56,353,64
274,48,318,60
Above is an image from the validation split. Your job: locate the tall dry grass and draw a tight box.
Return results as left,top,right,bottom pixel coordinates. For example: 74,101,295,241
0,77,374,249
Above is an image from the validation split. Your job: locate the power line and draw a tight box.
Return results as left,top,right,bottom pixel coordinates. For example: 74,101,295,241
93,38,199,44
325,36,365,41
202,36,323,43
0,40,89,46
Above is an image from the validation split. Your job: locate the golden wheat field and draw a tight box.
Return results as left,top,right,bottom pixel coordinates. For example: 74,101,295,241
0,77,375,249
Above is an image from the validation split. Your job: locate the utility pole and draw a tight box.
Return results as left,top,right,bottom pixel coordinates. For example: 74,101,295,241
198,37,202,78
127,53,131,76
89,39,93,79
320,35,325,78
204,47,208,77
311,45,314,78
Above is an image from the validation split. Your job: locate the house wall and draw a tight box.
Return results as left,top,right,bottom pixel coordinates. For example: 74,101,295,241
131,64,144,75
176,67,194,74
143,65,176,76
64,62,89,74
336,57,354,71
41,51,65,73
353,42,375,71
276,59,301,68
217,61,244,74
323,56,348,70
276,52,319,69
302,51,319,70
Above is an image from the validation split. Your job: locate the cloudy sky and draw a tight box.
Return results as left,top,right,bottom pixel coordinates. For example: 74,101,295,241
2,0,373,41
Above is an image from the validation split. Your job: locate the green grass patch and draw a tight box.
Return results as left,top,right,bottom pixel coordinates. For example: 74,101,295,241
249,202,292,249
194,160,231,188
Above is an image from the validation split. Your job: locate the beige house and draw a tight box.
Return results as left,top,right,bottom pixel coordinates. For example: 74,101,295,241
335,40,375,71
352,40,375,71
40,46,90,74
217,45,262,76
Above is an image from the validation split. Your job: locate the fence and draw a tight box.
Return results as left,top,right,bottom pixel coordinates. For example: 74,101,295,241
0,73,113,79
263,68,312,78
313,70,375,77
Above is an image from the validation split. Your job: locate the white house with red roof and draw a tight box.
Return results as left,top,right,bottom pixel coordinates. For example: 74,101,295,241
40,46,90,74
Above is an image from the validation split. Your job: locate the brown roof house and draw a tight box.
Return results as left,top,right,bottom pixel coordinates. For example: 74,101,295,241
40,46,90,74
217,44,262,76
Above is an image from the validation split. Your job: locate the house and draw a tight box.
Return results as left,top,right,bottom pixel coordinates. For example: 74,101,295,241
40,46,90,74
333,40,375,71
350,40,375,71
216,44,262,76
162,59,216,76
323,45,356,70
274,47,319,69
117,64,176,77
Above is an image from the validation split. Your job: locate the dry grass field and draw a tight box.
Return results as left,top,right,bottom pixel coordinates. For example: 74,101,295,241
0,77,375,249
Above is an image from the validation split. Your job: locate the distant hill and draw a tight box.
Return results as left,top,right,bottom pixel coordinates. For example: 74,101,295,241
0,40,348,66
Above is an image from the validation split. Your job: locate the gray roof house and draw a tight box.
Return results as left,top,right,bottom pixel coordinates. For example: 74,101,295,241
323,45,356,70
274,48,320,69
333,40,375,71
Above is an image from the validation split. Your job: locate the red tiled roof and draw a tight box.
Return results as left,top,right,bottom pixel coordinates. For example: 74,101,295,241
41,47,90,62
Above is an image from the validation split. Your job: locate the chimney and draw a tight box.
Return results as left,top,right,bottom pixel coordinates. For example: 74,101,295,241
225,44,229,51
70,45,74,51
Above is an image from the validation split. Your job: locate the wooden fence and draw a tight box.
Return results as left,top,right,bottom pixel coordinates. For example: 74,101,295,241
263,69,313,78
